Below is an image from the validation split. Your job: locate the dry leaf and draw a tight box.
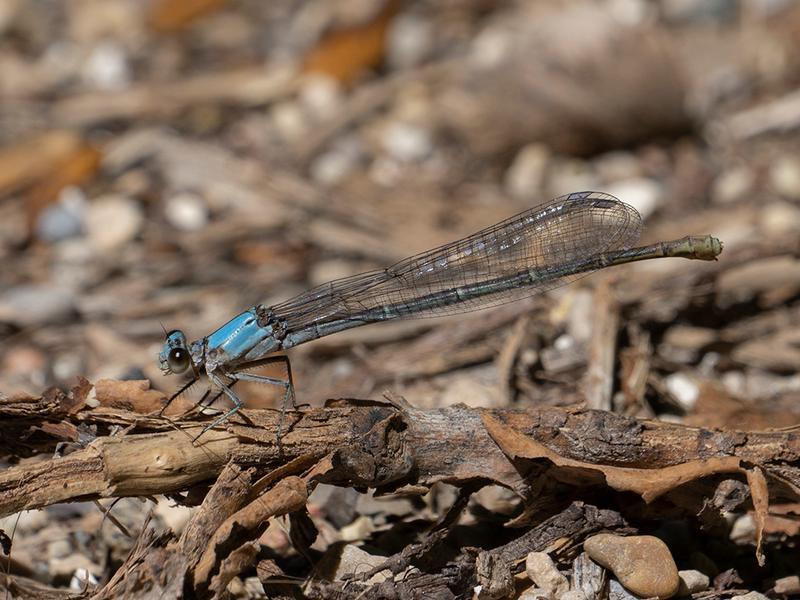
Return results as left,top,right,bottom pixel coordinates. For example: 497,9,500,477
482,412,743,502
148,0,229,33
745,465,769,566
93,379,168,413
0,130,82,197
302,0,401,85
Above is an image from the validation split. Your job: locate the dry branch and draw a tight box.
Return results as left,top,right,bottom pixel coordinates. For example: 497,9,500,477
1,384,799,597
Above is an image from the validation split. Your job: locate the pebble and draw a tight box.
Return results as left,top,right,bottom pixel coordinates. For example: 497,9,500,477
315,544,391,583
387,12,433,69
594,151,641,182
584,534,680,599
299,74,342,120
608,579,640,600
48,539,72,561
0,284,75,327
547,159,599,198
769,156,800,200
605,178,662,220
381,122,432,162
82,41,130,90
518,588,551,600
36,186,87,242
472,485,521,516
154,500,194,535
711,166,754,205
774,575,800,595
86,194,143,251
729,514,756,543
677,569,710,594
310,140,361,186
759,201,800,237
664,372,700,410
560,591,587,600
505,144,550,199
270,101,307,141
164,192,209,231
730,592,769,600
525,552,569,599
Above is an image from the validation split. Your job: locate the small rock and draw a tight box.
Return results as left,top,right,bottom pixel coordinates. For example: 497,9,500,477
759,201,800,236
664,373,700,410
48,539,72,561
519,588,551,600
663,326,717,351
774,575,800,595
381,122,432,162
505,144,550,199
472,485,521,516
387,12,433,69
711,166,754,205
69,567,99,591
271,101,307,141
729,514,756,543
677,569,710,595
595,151,641,182
525,552,569,598
36,186,87,242
154,500,194,535
584,534,680,599
0,284,75,327
560,591,587,600
164,192,209,231
82,41,130,90
299,74,342,120
86,194,143,251
314,544,391,583
605,178,662,220
730,592,769,600
547,159,598,198
310,136,362,186
770,156,800,200
609,579,641,600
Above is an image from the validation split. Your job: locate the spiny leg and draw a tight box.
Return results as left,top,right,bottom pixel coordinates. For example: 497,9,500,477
159,376,198,417
226,355,297,451
197,372,246,440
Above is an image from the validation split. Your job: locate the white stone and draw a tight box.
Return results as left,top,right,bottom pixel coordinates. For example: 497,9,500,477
506,144,550,199
678,569,710,594
86,194,143,251
664,372,699,410
526,552,569,598
711,167,754,204
759,201,800,236
164,192,209,232
730,592,769,600
82,42,130,90
387,13,433,69
770,157,800,199
605,178,662,220
382,122,432,162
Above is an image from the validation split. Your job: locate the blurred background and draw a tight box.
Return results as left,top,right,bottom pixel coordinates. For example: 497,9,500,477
1,0,800,593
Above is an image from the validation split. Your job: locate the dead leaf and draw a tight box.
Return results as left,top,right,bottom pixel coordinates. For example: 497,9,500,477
194,476,307,585
93,379,167,413
148,0,229,33
26,142,102,234
482,412,743,502
302,0,401,85
0,131,82,197
745,465,768,566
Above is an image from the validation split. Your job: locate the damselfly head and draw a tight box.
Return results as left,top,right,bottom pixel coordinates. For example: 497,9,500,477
159,329,192,375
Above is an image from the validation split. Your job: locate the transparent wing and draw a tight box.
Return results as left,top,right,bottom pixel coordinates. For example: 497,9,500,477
271,191,642,329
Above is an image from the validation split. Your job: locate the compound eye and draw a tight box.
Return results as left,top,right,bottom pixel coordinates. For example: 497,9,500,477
167,347,191,374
